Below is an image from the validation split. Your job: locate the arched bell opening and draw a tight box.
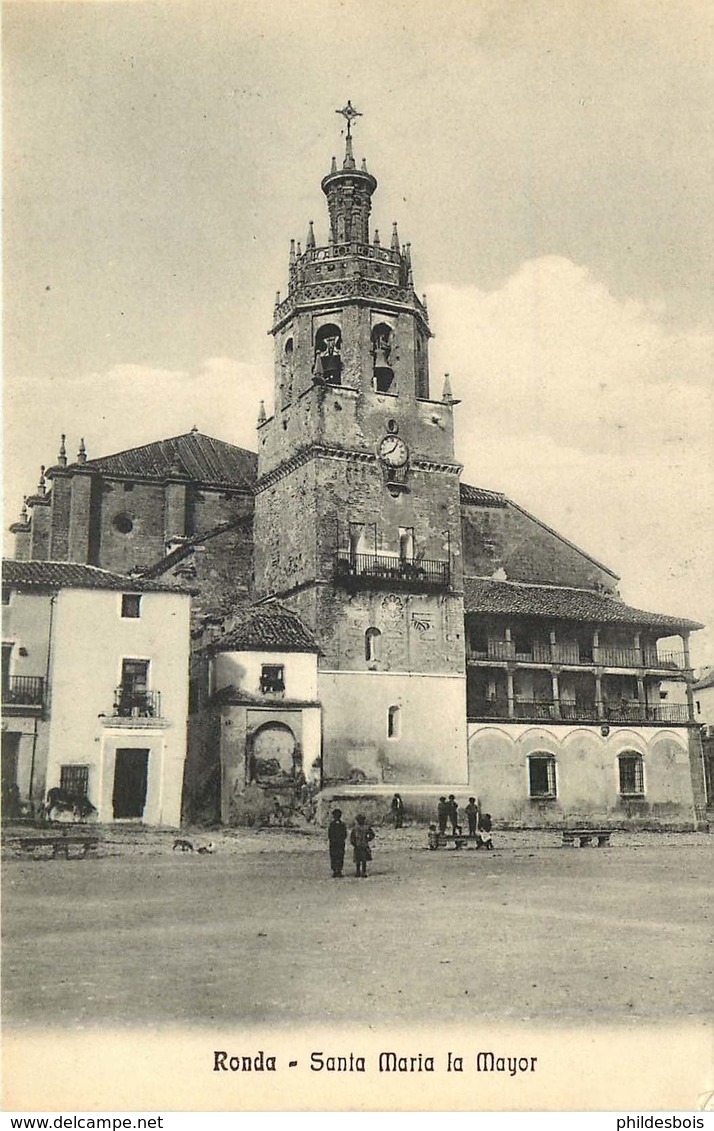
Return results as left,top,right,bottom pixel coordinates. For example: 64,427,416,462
313,324,342,385
282,337,294,406
372,323,395,393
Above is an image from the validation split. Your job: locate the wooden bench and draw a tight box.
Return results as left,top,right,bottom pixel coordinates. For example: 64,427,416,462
16,835,99,860
428,832,474,850
562,829,612,848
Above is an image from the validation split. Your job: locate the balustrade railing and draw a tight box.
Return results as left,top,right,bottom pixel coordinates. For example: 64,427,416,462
3,675,44,707
299,243,401,266
654,651,689,670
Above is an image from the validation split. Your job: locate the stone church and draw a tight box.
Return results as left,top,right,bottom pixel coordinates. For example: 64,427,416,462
7,108,708,828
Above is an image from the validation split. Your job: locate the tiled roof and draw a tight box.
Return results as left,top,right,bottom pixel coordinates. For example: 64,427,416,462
460,483,507,508
212,604,319,653
463,577,703,632
58,431,257,491
2,559,182,593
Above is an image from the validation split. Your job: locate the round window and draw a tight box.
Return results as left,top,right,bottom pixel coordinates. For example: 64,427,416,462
113,513,134,534
387,419,399,434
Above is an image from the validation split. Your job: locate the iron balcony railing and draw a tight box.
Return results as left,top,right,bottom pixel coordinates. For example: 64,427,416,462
113,687,162,719
559,701,598,721
468,699,691,723
467,640,689,671
514,700,558,720
604,701,690,723
335,551,450,590
3,675,44,707
468,698,510,719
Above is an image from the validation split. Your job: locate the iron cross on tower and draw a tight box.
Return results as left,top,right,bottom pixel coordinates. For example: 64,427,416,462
336,100,362,138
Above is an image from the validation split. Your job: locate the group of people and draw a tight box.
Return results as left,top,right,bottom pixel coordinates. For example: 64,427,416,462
327,810,375,878
436,794,493,848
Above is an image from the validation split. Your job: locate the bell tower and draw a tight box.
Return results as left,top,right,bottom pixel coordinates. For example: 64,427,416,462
254,104,468,789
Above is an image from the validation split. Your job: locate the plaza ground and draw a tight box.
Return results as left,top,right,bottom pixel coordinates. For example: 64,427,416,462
1,826,712,1030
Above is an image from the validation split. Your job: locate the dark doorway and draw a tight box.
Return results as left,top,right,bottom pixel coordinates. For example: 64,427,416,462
704,753,714,808
2,732,21,814
112,748,149,819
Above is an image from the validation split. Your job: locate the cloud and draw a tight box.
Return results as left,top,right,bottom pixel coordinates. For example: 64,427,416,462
3,356,271,527
428,256,713,660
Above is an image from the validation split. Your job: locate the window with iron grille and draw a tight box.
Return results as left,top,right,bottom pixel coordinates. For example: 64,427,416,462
260,664,285,695
121,593,142,618
528,754,557,798
619,752,644,795
60,764,89,796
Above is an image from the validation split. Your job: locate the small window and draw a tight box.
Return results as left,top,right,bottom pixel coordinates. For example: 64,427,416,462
121,594,142,618
697,701,701,715
619,752,644,796
387,704,401,738
399,528,414,561
113,513,134,534
365,627,381,663
260,664,285,695
60,764,90,797
123,483,135,493
528,754,557,798
2,587,12,605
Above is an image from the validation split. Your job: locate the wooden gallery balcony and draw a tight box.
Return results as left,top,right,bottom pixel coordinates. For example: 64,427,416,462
468,697,690,725
466,639,691,672
335,551,450,593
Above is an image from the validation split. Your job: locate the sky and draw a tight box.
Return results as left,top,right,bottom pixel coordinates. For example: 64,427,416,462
3,0,713,661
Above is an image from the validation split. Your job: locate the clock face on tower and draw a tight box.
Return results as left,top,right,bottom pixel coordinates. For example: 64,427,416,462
378,435,409,468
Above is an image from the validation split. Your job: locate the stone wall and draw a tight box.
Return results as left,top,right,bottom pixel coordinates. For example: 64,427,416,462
467,721,700,828
461,499,618,590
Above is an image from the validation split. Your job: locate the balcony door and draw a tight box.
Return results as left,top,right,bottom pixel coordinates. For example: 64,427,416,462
119,659,149,715
112,748,149,819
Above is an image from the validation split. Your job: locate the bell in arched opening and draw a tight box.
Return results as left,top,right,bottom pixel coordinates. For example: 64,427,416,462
313,323,342,385
372,323,395,393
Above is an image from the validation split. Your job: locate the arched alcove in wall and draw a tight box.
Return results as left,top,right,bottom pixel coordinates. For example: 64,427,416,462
248,721,300,783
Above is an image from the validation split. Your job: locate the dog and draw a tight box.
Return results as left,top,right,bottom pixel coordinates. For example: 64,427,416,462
172,838,194,852
197,841,216,855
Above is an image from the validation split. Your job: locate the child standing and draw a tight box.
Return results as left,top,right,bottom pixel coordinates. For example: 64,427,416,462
350,813,375,878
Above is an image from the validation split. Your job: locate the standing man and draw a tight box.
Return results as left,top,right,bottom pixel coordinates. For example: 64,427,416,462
391,793,405,829
328,808,347,877
465,797,479,838
437,796,449,835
